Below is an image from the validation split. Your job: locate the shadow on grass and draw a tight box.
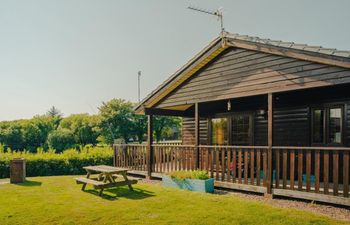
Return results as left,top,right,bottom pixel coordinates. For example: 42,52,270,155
15,180,42,187
84,186,155,201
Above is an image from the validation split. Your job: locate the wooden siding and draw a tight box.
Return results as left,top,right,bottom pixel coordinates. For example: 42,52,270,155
254,113,267,146
182,97,350,147
156,47,350,109
347,105,350,146
273,107,309,146
182,117,208,145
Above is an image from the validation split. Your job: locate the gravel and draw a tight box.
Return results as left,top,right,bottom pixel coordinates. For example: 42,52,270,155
214,189,350,222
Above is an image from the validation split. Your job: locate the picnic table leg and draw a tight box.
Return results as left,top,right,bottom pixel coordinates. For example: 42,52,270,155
121,172,133,191
82,172,91,191
102,173,109,183
99,188,104,196
98,173,104,181
107,174,115,183
96,173,111,196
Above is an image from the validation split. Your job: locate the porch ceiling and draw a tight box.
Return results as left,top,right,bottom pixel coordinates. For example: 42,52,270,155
162,104,193,111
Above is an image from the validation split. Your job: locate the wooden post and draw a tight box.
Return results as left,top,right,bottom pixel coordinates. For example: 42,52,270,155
267,93,273,195
195,102,200,169
147,115,153,178
113,145,117,167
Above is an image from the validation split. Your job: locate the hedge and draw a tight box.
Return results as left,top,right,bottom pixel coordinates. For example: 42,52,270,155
0,146,114,178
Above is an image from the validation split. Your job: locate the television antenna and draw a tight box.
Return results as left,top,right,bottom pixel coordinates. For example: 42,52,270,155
188,6,224,34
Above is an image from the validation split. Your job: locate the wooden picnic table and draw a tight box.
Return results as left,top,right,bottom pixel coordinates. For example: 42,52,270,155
75,165,137,196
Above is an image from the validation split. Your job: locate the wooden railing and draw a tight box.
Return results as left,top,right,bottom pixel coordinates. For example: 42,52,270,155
114,144,147,171
198,146,269,187
113,144,269,187
153,145,196,173
113,144,350,205
126,140,182,146
272,146,349,198
156,140,182,146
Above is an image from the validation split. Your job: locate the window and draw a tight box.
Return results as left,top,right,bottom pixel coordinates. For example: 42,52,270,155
210,113,253,146
311,106,343,145
211,118,228,145
329,108,342,144
232,115,253,145
312,109,325,143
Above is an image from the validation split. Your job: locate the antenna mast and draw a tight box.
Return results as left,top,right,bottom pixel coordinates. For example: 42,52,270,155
137,71,141,102
188,6,224,34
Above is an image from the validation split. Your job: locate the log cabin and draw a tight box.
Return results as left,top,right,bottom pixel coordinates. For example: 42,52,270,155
114,32,350,206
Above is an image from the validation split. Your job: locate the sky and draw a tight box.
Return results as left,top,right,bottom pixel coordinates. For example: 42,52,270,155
0,0,350,121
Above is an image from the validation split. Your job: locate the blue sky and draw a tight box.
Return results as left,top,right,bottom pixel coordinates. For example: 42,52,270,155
1,0,349,121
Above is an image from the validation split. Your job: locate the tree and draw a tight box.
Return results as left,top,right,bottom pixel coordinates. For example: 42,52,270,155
31,115,56,149
47,106,62,117
153,116,181,142
47,129,76,152
0,123,25,150
59,114,101,146
99,99,134,144
0,116,56,151
133,114,147,143
22,122,42,152
46,106,62,129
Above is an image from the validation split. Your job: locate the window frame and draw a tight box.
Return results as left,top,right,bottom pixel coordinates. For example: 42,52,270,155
208,111,254,146
231,113,254,146
311,108,326,145
310,104,344,147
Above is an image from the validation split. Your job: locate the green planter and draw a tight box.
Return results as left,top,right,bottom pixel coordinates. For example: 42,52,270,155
162,175,214,193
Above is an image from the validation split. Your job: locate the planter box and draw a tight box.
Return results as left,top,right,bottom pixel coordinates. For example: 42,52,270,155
302,174,316,185
260,170,276,181
162,175,214,193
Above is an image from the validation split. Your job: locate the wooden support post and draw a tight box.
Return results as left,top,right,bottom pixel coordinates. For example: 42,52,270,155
113,145,117,167
267,93,273,194
195,102,200,169
147,115,154,178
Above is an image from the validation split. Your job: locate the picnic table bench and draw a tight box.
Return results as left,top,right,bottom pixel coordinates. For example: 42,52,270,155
75,165,137,196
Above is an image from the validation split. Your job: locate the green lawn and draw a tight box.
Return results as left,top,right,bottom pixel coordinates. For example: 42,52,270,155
0,176,346,225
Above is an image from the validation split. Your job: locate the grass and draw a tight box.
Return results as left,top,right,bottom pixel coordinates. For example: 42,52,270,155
0,176,347,225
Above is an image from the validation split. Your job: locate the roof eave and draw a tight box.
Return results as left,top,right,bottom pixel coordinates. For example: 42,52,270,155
134,36,224,114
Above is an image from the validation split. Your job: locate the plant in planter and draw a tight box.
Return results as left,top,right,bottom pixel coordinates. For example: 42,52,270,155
162,170,214,193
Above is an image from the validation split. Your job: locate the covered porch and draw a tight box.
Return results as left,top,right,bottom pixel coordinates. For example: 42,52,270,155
114,144,349,206
114,85,350,206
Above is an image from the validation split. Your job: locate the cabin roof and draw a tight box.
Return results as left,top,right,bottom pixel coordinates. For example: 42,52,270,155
226,33,350,58
135,31,350,114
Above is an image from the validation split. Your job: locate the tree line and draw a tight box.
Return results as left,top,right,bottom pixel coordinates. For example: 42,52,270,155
0,99,181,152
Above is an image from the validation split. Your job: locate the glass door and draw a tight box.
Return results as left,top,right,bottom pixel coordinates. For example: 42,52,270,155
231,114,253,146
211,118,228,145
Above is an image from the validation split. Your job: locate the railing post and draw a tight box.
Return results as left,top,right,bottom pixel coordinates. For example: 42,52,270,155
147,114,154,178
113,144,117,167
195,102,200,169
267,93,273,195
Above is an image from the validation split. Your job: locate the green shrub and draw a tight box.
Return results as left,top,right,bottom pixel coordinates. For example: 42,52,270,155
168,170,210,180
0,145,113,178
47,129,76,152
